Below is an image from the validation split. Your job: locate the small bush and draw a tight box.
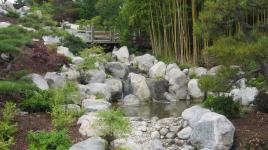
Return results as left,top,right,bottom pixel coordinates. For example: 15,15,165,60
50,105,75,130
27,130,71,150
0,81,35,93
5,11,20,18
203,96,242,118
62,35,87,55
0,102,18,150
21,90,51,113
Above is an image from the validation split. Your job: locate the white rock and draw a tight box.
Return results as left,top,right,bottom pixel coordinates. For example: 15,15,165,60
177,127,192,140
63,68,80,81
149,61,166,79
188,79,204,99
57,46,74,58
165,64,188,86
27,73,49,90
105,62,129,79
230,87,258,106
42,36,61,45
151,131,160,139
128,73,151,100
86,83,112,101
133,54,157,72
112,46,130,63
44,72,66,88
82,98,111,112
77,113,101,137
0,22,10,28
104,78,122,99
189,67,207,77
182,106,210,128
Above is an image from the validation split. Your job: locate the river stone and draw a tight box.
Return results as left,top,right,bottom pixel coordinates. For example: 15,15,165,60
146,78,168,101
230,87,258,106
151,131,160,139
105,78,122,100
112,46,130,63
189,67,207,77
106,62,129,79
70,137,107,150
149,61,166,79
168,84,188,100
128,73,151,100
133,54,157,72
44,72,66,88
27,73,49,90
123,94,140,106
181,145,195,150
177,127,192,140
112,138,141,150
83,69,106,84
169,126,181,132
188,79,204,99
151,139,165,150
82,98,111,112
77,113,100,137
57,46,75,58
166,132,176,139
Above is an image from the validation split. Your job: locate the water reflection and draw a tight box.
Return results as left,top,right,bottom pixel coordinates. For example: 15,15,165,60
114,101,193,119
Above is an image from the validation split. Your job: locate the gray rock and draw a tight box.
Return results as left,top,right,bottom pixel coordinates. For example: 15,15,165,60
106,62,129,79
63,68,80,81
44,72,66,88
81,83,111,101
207,65,223,75
133,54,157,72
230,87,258,106
188,79,204,99
128,73,151,100
70,137,107,150
104,78,122,100
189,67,207,77
168,84,188,100
62,104,81,112
166,132,176,139
72,56,84,65
146,78,168,101
112,46,130,63
82,98,111,112
159,128,169,136
149,61,166,79
177,127,192,140
151,139,165,150
123,94,140,106
169,126,181,132
83,69,106,84
27,73,49,90
181,145,195,150
165,64,188,86
77,112,100,137
182,106,210,127
151,131,160,139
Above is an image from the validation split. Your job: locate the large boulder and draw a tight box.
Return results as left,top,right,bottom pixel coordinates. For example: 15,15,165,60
182,106,235,150
104,78,123,100
44,72,66,88
230,87,258,106
165,64,188,86
189,67,207,77
149,61,166,79
86,83,111,101
77,112,100,137
112,46,130,63
133,54,157,72
128,73,151,101
188,79,204,99
27,73,49,90
123,94,140,106
168,84,188,100
146,78,168,101
62,67,80,81
83,69,106,84
82,98,111,112
105,62,129,79
70,137,107,150
57,46,74,58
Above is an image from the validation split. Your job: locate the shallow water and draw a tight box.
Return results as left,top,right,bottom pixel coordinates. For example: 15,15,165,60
114,100,197,119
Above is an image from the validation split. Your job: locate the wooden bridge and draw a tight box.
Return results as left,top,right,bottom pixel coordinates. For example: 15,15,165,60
64,24,120,44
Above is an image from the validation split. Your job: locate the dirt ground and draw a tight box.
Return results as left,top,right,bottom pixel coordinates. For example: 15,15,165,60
12,113,87,150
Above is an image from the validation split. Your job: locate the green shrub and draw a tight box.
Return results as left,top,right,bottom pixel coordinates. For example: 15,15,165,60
94,109,131,147
5,11,20,18
19,13,57,30
62,35,88,55
0,102,18,150
50,105,75,130
0,81,35,93
21,90,51,113
203,96,242,118
247,74,266,90
27,130,71,150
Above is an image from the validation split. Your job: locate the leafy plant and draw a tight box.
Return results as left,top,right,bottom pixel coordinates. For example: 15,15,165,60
0,81,35,93
5,11,20,18
94,109,131,148
50,105,75,130
62,35,88,55
27,130,71,150
21,90,51,113
0,102,18,150
203,96,242,118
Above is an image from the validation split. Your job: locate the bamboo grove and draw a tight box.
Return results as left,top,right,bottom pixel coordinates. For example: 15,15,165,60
142,0,268,65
